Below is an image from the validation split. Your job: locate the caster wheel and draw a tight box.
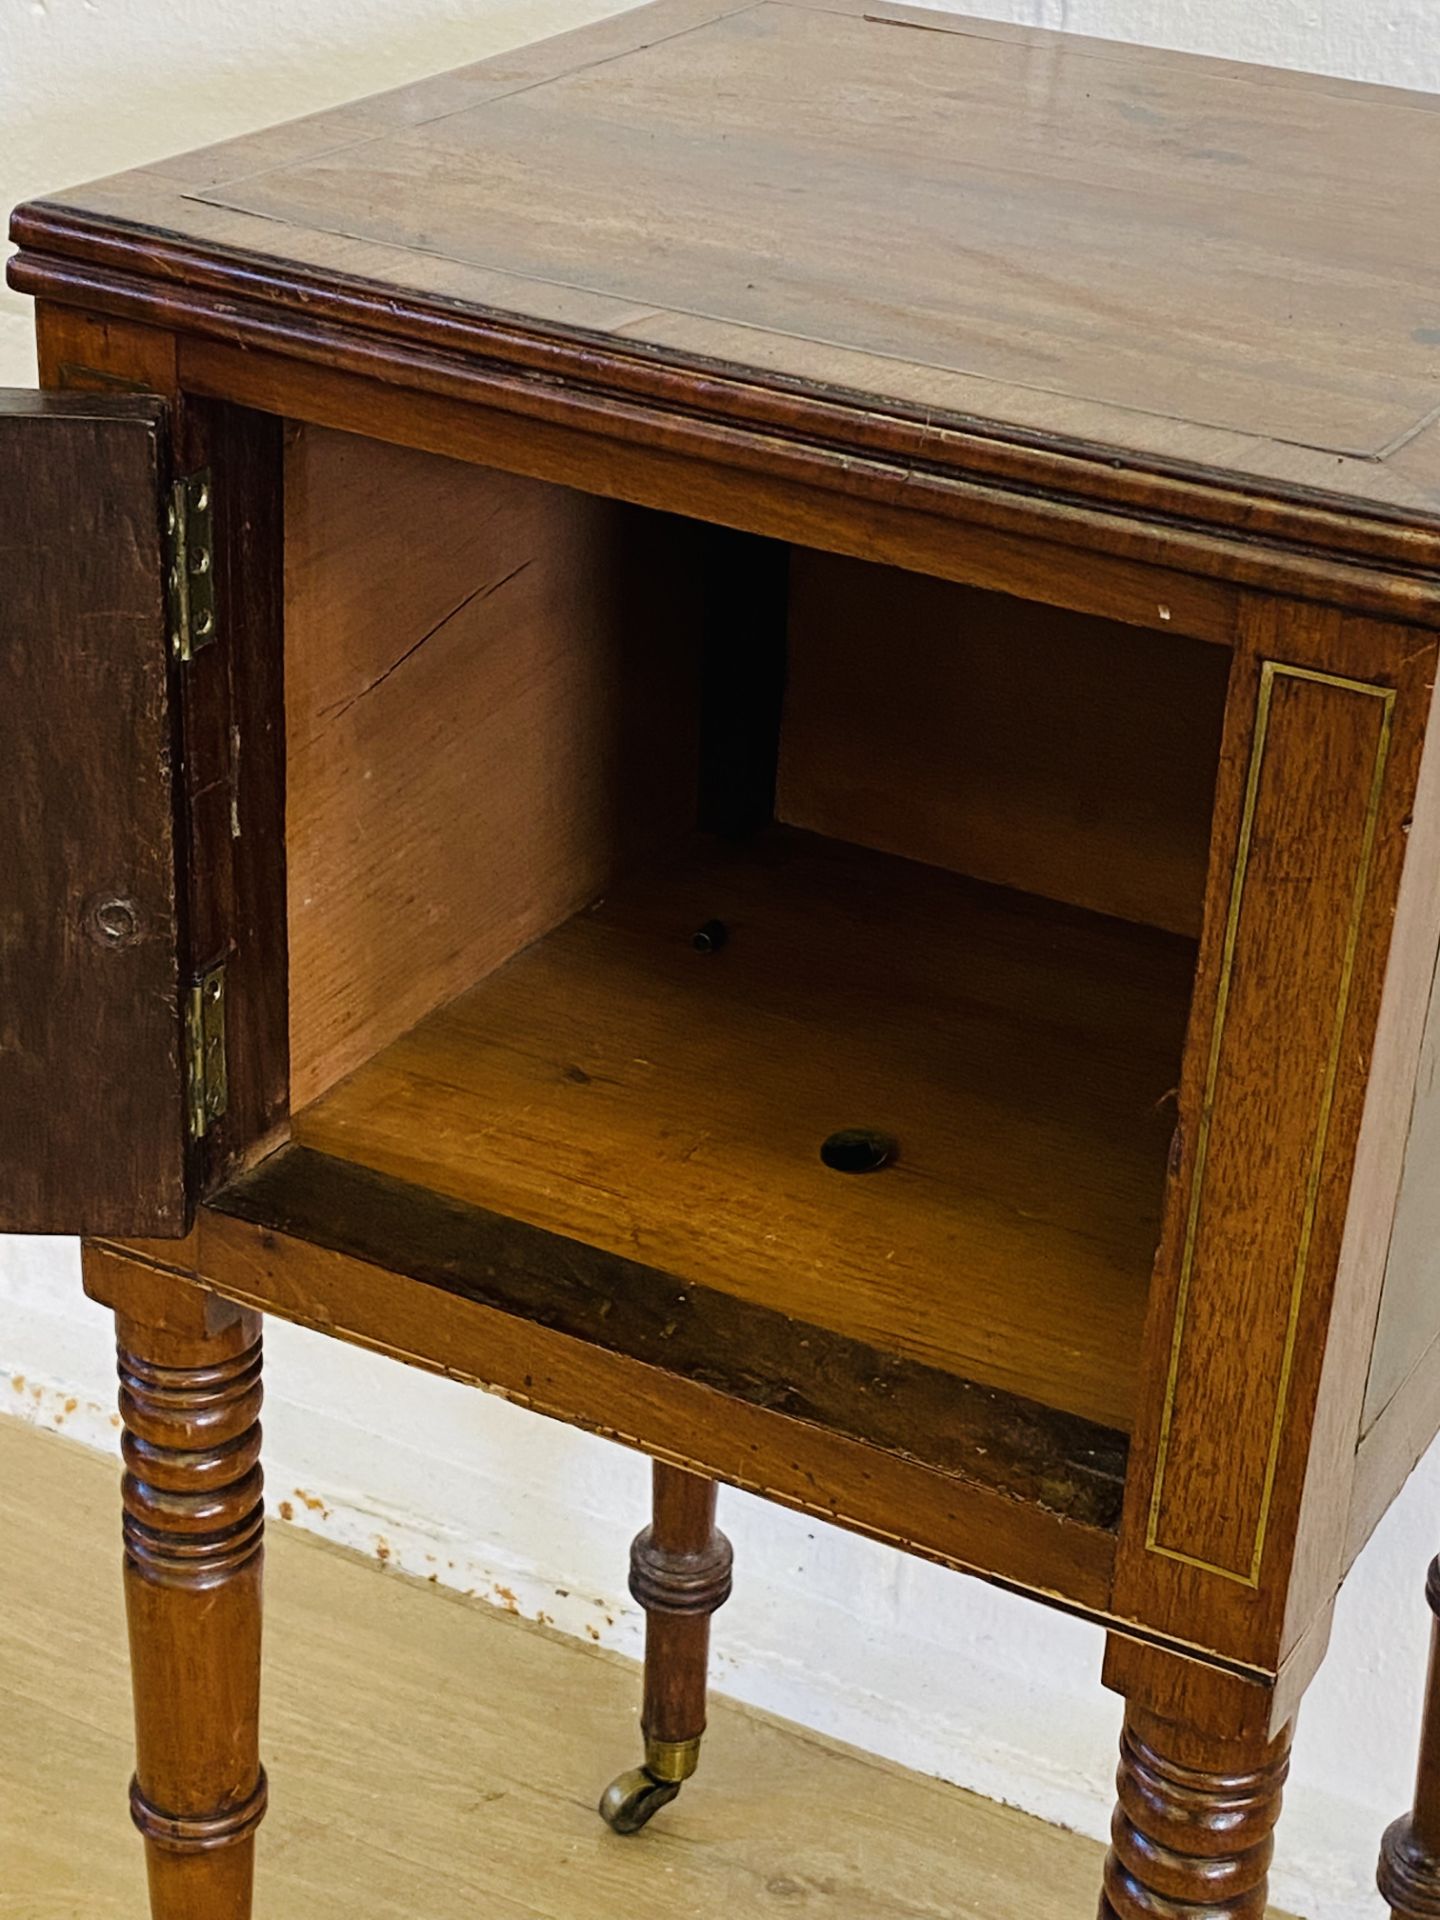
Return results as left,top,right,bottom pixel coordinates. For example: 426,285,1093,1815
599,1767,682,1834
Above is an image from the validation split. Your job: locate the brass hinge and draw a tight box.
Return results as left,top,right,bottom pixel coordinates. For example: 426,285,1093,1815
166,469,218,662
185,962,229,1140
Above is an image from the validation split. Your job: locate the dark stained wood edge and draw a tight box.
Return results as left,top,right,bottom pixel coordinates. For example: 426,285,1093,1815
177,333,1248,646
11,198,1438,557
0,389,166,421
0,393,189,1234
93,1230,1126,1624
8,213,1440,623
182,400,289,1191
93,1225,1318,1675
35,315,290,1198
208,1143,1128,1529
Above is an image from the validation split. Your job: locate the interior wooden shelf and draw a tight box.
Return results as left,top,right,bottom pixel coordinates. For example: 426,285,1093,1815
289,829,1194,1444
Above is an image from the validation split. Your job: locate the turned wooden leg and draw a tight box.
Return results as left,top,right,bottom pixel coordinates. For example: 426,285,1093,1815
1100,1702,1291,1919
117,1293,267,1920
1379,1559,1440,1918
599,1462,733,1834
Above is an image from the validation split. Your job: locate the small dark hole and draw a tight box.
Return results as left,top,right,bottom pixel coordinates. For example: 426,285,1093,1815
692,919,729,953
820,1128,897,1174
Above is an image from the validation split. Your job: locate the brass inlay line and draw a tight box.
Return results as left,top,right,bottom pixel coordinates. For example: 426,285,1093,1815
1146,661,1396,1588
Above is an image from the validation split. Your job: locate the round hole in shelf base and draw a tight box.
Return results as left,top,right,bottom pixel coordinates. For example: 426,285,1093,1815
820,1128,897,1174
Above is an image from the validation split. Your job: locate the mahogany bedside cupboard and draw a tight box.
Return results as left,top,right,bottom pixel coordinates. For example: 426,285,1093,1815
5,5,1440,1914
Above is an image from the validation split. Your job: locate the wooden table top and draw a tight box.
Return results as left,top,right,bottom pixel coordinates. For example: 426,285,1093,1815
12,0,1440,539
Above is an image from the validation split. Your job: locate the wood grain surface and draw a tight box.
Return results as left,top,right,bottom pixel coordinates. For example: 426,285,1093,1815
33,314,294,1200
285,424,701,1107
205,1144,1130,1531
779,551,1229,936
189,2,1440,463
293,827,1194,1431
97,1220,1122,1612
108,1283,267,1920
1144,663,1396,1585
13,0,1440,609
1113,604,1439,1676
0,393,186,1234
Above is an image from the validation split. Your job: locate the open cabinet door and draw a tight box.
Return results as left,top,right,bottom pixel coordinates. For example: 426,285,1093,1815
0,392,190,1235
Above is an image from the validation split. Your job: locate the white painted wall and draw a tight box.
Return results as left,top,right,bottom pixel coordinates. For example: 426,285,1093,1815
2,4,1437,1916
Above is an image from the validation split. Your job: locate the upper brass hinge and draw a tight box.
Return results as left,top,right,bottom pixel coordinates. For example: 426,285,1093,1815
166,468,217,662
185,961,228,1140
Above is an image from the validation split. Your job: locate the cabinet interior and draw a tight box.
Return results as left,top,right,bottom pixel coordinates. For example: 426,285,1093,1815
280,424,1230,1486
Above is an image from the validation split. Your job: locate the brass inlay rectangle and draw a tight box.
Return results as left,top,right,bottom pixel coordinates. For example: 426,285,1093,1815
1145,661,1395,1588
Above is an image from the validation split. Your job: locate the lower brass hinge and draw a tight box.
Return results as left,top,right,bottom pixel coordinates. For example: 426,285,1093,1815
166,468,218,662
185,962,228,1140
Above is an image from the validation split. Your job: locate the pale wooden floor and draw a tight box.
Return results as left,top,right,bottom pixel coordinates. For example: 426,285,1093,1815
0,1416,1120,1919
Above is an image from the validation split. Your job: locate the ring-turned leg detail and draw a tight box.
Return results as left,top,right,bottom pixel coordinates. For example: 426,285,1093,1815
1101,1705,1291,1919
600,1462,732,1834
117,1299,266,1920
1379,1559,1440,1919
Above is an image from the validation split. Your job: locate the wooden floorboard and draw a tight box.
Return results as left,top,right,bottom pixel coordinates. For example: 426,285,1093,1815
0,1415,1166,1917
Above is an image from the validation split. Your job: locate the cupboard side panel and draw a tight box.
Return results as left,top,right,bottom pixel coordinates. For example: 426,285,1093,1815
1362,960,1440,1436
1342,741,1440,1575
1113,606,1436,1669
286,426,703,1108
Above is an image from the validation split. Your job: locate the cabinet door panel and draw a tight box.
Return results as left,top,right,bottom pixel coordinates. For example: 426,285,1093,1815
0,392,188,1234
